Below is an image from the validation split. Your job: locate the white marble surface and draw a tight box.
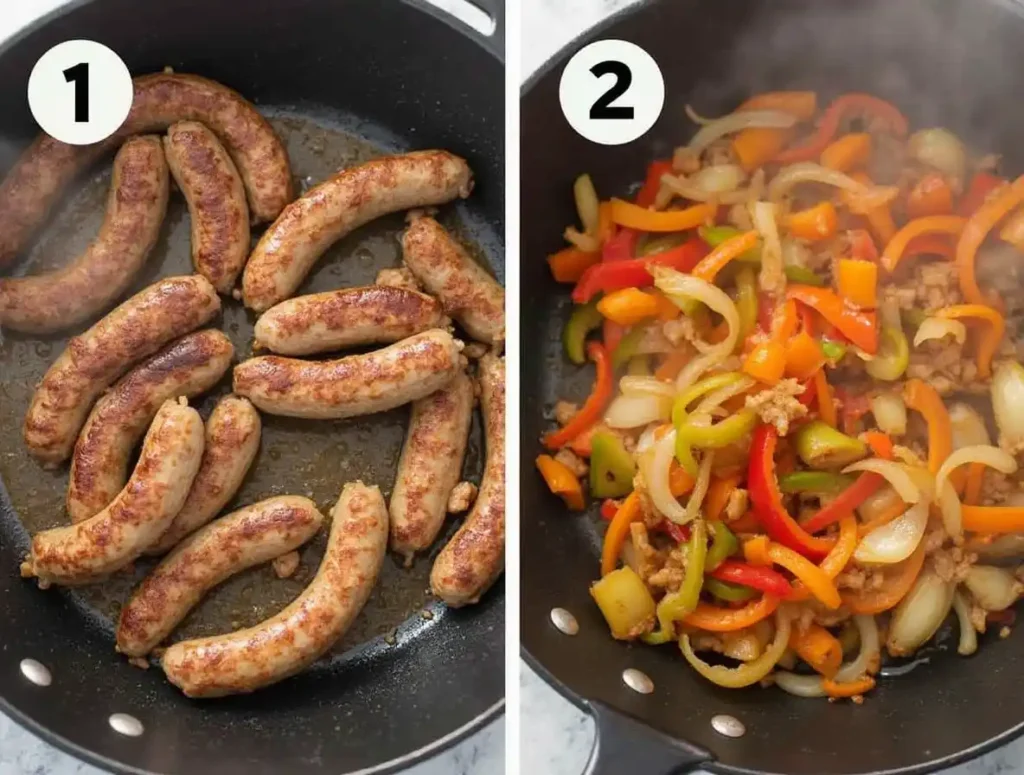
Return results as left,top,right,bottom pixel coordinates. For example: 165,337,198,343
520,1,1024,774
0,1,503,774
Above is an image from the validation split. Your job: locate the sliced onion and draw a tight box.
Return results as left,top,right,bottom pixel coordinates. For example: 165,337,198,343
935,445,1018,539
636,425,658,455
842,459,922,505
870,393,907,436
605,394,672,429
634,327,678,356
992,360,1024,453
886,569,955,657
963,565,1023,611
721,630,764,662
685,451,715,523
563,226,600,253
907,128,966,189
952,589,978,656
691,164,747,193
684,103,716,126
573,173,600,236
680,610,792,688
695,376,756,416
687,110,797,155
774,671,826,698
949,403,992,449
858,485,902,522
781,236,812,269
767,162,868,202
645,429,688,523
854,500,929,564
913,317,967,348
900,463,936,502
750,200,783,295
835,615,881,682
620,375,677,399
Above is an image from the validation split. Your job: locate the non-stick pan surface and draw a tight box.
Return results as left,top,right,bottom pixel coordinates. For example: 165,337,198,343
522,1,1024,773
0,1,504,773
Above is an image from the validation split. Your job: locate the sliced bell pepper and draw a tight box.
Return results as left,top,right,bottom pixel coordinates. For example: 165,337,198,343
820,339,847,364
571,238,710,303
783,264,825,287
708,559,792,597
562,299,603,364
934,304,1005,379
683,593,780,632
784,330,826,380
744,339,786,385
609,199,715,232
735,268,759,343
879,215,966,272
849,228,880,262
842,544,925,614
602,226,638,262
822,676,877,698
863,322,909,382
790,623,843,678
610,324,648,370
962,504,1024,533
600,490,642,576
814,368,838,428
743,534,771,566
740,90,818,119
778,471,855,494
836,259,877,309
902,378,952,474
819,132,872,172
766,542,841,608
655,349,691,382
958,172,1006,217
644,520,708,644
861,430,894,460
698,225,761,261
793,420,868,471
704,521,739,570
597,201,614,244
638,234,687,257
589,431,636,498
704,477,740,524
957,173,1024,307
847,171,897,244
597,287,661,326
544,341,613,450
906,172,954,219
634,159,673,209
785,201,838,241
536,455,585,510
775,93,908,164
691,230,760,282
599,498,620,521
603,319,624,352
705,578,757,602
747,424,834,561
798,471,883,534
548,247,600,283
787,285,877,354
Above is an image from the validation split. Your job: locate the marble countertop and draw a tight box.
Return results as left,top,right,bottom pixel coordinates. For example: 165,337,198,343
520,1,1024,774
0,1,502,774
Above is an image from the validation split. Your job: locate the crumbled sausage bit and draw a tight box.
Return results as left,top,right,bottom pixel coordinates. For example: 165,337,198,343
447,481,478,514
629,522,664,582
554,448,588,478
375,266,421,290
272,551,300,579
981,471,1015,505
663,317,700,347
745,379,808,436
554,400,579,427
931,548,977,583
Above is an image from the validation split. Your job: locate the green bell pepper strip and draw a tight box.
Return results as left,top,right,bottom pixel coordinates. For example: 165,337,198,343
793,420,868,470
671,372,747,476
563,300,603,365
637,233,689,257
642,519,708,645
589,431,637,498
705,522,739,571
783,264,825,286
627,355,651,376
864,324,909,381
735,268,758,344
679,410,758,449
778,470,856,494
611,325,648,370
820,338,847,364
704,577,757,603
699,225,761,262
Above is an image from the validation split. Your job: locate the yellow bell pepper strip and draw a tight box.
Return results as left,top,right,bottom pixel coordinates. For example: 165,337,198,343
610,324,648,370
789,623,843,678
744,340,786,385
879,215,966,272
743,535,772,566
907,172,955,218
776,93,907,164
958,173,1024,307
643,519,709,645
691,230,761,282
903,378,952,474
822,676,877,699
589,431,636,498
705,521,740,570
544,341,614,450
784,331,826,380
787,285,878,354
842,544,925,614
785,202,838,241
788,513,857,603
596,287,661,326
704,477,741,524
562,299,603,365
608,198,716,232
934,304,1005,379
590,566,657,640
600,490,643,576
962,504,1024,533
836,259,878,309
548,247,600,283
683,593,780,632
819,132,872,172
766,541,842,608
705,578,757,602
536,455,585,510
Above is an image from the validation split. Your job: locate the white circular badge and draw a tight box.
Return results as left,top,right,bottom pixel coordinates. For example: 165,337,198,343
27,40,133,146
559,39,665,146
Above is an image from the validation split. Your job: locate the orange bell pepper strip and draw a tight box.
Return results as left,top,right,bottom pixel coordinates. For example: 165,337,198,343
814,368,837,428
704,475,741,521
783,331,825,380
766,542,842,608
861,430,894,460
655,349,691,382
845,171,897,244
650,289,681,321
544,341,614,450
902,379,952,474
822,676,877,698
670,464,697,497
743,535,771,566
842,545,925,614
771,298,800,341
600,490,642,576
743,339,786,385
962,504,1024,534
789,514,857,603
691,230,760,282
789,624,843,678
535,455,585,511
609,198,715,232
548,247,600,283
596,287,661,326
776,93,907,164
964,464,985,506
902,234,956,261
820,133,872,173
682,594,780,632
597,201,615,244
957,173,1024,307
786,285,878,354
934,304,1005,379
740,91,818,118
879,215,966,272
785,202,838,241
998,205,1024,251
836,259,878,309
906,173,954,219
733,128,793,172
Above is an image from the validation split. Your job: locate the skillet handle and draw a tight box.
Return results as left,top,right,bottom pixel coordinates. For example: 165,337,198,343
403,0,505,62
585,702,713,775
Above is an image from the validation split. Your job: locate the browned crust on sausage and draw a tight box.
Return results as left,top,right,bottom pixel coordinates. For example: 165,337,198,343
0,136,169,334
164,122,250,294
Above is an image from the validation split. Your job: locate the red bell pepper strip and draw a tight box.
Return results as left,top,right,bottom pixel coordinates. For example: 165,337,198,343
544,342,614,449
601,227,638,262
603,318,624,353
655,519,691,544
571,239,709,303
747,424,833,561
797,377,817,408
600,499,620,521
775,93,908,164
786,285,878,354
958,172,1006,217
635,159,673,208
849,228,879,262
798,472,883,534
708,560,794,598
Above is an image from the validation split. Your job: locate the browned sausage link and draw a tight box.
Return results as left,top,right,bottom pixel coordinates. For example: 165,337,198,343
21,399,205,587
117,495,324,658
242,151,473,312
253,285,445,356
23,275,221,467
389,370,474,561
402,215,505,345
430,353,505,607
67,329,234,523
147,395,261,554
233,329,463,419
0,136,169,334
160,481,388,697
0,73,291,268
164,121,250,294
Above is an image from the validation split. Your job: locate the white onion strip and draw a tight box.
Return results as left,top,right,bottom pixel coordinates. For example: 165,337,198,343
646,429,689,523
685,451,715,523
952,589,978,656
767,162,867,202
750,201,783,295
842,459,922,505
620,376,676,399
604,394,671,429
913,317,967,348
854,500,929,564
834,615,881,682
935,445,1018,539
687,110,797,155
773,672,826,698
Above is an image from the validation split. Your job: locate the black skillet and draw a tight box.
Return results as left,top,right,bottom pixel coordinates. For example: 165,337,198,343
522,1,1024,773
0,1,504,773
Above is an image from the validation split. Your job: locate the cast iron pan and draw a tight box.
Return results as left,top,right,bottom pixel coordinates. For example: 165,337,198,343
0,1,504,773
521,1,1024,773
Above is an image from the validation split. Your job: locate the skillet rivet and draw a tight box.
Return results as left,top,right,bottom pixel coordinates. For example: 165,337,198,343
109,713,144,737
622,668,654,694
19,659,51,687
550,607,579,635
711,714,745,738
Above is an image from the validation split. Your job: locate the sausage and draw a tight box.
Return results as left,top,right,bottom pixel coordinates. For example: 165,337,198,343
0,72,291,269
241,151,472,312
402,215,505,345
147,395,262,554
430,353,505,607
20,399,204,587
66,329,234,523
0,136,169,334
253,285,445,356
389,370,474,561
233,329,463,420
116,495,323,658
23,275,220,467
163,121,250,294
160,480,387,697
